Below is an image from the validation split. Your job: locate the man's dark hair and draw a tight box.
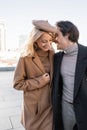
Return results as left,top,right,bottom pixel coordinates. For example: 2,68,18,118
56,21,79,43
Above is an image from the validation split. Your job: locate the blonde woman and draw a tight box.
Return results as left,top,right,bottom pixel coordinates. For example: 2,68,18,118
13,20,57,130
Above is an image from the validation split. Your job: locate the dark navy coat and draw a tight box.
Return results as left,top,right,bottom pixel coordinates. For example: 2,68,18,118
52,44,87,130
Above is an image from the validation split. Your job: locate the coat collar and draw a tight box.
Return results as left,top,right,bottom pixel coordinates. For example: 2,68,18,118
32,50,54,83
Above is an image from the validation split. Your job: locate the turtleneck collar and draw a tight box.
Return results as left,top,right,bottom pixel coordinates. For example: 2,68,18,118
64,43,78,55
36,48,49,57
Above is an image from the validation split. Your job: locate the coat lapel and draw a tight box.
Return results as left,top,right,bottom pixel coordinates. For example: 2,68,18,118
74,44,87,99
32,50,54,78
49,50,54,84
54,52,64,83
49,51,54,84
32,51,45,74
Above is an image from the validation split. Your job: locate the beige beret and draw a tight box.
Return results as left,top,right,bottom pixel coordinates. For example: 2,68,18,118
32,20,57,33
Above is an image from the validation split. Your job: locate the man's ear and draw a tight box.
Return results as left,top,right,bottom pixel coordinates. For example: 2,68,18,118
65,33,69,39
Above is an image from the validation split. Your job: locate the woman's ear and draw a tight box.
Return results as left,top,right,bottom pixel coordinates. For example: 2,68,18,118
34,42,38,50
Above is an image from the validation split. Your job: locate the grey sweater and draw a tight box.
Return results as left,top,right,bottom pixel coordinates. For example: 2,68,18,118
61,43,78,103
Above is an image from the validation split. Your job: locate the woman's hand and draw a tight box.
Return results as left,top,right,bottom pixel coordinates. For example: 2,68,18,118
42,73,50,83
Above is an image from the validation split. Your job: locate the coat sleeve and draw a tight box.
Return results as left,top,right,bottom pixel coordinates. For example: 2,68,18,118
13,57,49,91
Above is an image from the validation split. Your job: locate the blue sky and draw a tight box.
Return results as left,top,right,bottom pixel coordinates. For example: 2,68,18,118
0,0,87,49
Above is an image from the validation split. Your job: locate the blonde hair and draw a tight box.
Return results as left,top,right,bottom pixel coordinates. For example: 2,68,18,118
20,27,54,57
20,27,48,57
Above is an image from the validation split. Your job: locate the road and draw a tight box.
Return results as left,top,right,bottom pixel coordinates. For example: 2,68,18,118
0,71,25,130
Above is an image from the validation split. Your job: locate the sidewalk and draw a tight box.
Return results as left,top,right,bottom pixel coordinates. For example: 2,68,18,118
0,71,25,130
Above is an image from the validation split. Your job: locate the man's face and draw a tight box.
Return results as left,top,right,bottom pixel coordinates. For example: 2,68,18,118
54,28,70,50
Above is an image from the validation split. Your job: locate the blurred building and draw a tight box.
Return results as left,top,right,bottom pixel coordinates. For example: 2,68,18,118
0,22,6,51
19,34,27,47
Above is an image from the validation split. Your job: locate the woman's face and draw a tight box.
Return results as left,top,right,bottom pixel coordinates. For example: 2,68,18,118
36,32,53,51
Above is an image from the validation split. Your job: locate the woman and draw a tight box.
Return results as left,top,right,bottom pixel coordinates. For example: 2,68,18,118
13,20,57,130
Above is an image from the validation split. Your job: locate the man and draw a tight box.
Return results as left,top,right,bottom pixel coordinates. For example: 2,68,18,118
52,21,87,130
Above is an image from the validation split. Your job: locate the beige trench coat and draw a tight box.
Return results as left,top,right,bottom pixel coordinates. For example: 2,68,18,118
13,50,54,130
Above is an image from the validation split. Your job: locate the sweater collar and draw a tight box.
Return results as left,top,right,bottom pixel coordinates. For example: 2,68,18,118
64,43,78,54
